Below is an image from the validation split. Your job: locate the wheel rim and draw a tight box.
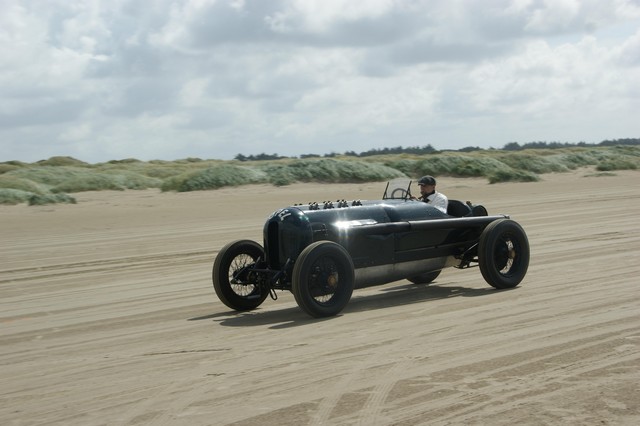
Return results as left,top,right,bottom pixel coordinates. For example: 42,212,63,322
307,257,342,304
494,234,519,275
229,253,259,297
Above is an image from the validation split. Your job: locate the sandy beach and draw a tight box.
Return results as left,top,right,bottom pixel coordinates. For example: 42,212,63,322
1,169,639,425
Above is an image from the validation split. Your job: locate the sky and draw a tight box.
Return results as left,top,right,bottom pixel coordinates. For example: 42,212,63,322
1,0,639,163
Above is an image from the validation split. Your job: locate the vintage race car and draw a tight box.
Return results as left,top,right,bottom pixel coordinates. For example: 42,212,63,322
212,180,530,317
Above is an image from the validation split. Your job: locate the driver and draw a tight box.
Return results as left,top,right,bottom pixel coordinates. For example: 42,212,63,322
416,175,448,213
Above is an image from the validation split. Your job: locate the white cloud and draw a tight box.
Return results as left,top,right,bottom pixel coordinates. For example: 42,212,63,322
0,0,639,163
266,0,400,34
616,28,640,66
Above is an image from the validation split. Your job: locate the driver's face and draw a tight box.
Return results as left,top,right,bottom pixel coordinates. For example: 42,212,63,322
419,184,434,195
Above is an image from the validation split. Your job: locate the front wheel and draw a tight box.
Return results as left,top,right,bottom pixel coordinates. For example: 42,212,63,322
478,219,530,289
292,241,355,318
212,240,268,311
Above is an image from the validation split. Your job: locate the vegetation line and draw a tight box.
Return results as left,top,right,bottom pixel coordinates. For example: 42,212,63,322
1,140,638,206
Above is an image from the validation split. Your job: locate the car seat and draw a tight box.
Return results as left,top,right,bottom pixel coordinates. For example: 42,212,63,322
470,204,488,216
447,200,472,217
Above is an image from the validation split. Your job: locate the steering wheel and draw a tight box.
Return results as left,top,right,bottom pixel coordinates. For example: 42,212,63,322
391,188,410,199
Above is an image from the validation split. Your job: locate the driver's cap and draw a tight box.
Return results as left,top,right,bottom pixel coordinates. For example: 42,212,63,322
418,175,436,186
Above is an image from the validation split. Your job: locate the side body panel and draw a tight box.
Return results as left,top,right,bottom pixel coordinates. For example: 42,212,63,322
263,199,498,288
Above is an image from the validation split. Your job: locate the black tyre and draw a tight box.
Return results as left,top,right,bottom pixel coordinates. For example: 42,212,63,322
292,241,355,318
212,240,268,311
478,219,530,289
408,270,441,285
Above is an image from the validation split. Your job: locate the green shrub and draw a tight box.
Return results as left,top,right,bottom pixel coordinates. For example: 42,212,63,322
552,152,599,169
267,167,297,186
0,187,76,205
106,158,142,164
260,158,405,186
0,164,21,174
52,174,126,193
36,156,88,167
596,159,638,171
414,154,512,178
6,166,161,193
28,193,77,205
142,165,194,179
334,160,405,182
496,153,570,174
0,188,32,205
2,160,28,166
101,171,163,189
381,158,419,176
96,161,191,180
6,166,90,186
161,164,265,192
488,169,540,183
0,175,50,194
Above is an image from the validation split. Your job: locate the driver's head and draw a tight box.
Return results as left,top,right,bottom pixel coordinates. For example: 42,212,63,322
417,175,436,195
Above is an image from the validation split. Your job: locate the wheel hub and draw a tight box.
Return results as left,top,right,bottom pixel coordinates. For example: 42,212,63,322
327,273,338,289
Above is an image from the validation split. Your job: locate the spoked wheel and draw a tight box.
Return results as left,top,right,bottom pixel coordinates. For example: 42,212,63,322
408,270,441,285
212,240,268,311
478,219,530,289
292,241,355,318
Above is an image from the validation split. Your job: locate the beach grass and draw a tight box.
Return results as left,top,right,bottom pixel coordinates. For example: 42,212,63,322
1,145,638,205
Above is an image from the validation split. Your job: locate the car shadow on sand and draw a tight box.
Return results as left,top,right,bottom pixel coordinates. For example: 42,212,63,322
346,282,500,314
190,281,512,329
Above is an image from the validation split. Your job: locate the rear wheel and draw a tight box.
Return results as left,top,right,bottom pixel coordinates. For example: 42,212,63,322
478,219,529,289
292,241,355,318
408,270,441,285
212,240,268,311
